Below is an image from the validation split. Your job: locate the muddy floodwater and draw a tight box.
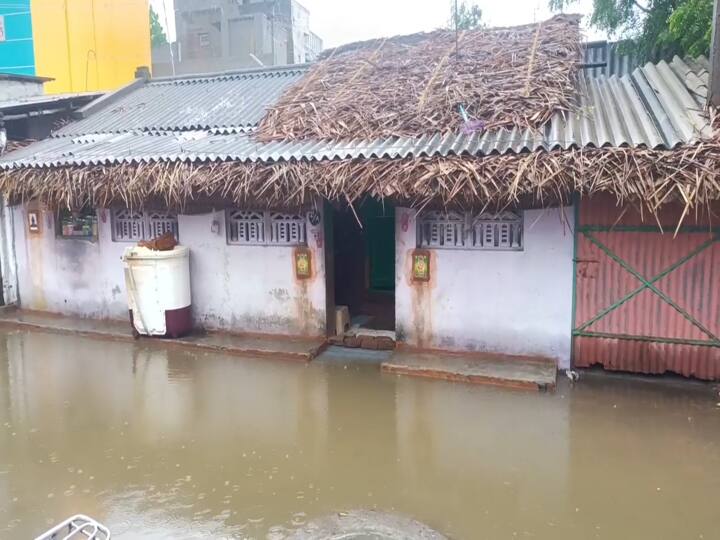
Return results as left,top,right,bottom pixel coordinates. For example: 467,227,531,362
1,330,719,539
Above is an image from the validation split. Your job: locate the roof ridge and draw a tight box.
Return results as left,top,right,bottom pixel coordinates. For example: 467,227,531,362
149,63,312,84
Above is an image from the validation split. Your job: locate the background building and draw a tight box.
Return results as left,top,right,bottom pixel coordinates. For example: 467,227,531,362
0,74,100,141
153,0,322,76
0,0,151,94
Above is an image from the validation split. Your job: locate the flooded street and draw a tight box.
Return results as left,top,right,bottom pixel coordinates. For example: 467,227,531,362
0,330,719,539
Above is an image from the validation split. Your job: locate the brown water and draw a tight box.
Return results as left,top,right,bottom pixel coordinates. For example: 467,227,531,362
1,330,719,539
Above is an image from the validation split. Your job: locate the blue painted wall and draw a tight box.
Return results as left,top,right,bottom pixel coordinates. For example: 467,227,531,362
0,0,35,76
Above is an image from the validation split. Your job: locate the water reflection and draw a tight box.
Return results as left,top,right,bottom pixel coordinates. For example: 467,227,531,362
0,331,718,539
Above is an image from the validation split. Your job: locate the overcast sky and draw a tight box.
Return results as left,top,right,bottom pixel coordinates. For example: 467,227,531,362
150,0,606,49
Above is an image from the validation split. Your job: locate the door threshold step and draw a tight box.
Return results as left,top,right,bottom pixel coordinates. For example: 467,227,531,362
329,329,396,350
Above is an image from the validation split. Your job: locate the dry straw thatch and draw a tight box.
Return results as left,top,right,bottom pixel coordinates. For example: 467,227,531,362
3,140,720,229
257,14,582,141
1,14,718,226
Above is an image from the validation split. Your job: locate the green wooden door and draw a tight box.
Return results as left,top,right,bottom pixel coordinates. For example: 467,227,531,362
363,201,395,291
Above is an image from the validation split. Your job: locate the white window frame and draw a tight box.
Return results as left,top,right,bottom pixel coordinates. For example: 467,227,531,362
418,210,523,251
226,209,308,246
111,209,179,243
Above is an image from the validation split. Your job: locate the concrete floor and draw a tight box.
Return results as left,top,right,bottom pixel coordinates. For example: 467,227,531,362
0,308,325,361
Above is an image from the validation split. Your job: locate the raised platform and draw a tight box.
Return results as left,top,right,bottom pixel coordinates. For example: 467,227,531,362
0,308,325,362
382,349,557,391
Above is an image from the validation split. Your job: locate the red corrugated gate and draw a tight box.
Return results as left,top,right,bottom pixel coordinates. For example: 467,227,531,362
573,196,720,380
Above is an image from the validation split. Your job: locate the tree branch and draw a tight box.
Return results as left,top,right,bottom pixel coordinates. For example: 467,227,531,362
632,0,651,13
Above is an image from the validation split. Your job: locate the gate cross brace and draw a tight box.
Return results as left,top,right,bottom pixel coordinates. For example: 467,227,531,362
575,232,720,344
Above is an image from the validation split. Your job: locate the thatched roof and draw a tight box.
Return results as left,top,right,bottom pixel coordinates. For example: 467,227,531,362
3,140,719,222
256,15,582,141
0,15,717,222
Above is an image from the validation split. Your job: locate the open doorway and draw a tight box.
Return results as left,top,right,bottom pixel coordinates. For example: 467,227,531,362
331,198,395,341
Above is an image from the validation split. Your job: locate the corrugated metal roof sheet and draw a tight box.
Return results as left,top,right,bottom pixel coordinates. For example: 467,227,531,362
583,41,638,78
54,65,309,136
0,56,711,170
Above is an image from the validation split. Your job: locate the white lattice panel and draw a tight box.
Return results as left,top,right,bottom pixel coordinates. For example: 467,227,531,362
112,209,144,242
227,210,265,244
472,211,523,250
112,210,178,242
418,210,523,250
270,212,306,245
146,211,179,240
418,211,465,248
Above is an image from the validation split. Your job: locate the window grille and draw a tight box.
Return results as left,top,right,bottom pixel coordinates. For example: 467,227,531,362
270,212,306,245
418,211,466,248
111,210,178,242
418,210,523,251
112,209,144,242
227,210,266,245
146,211,179,240
471,211,523,250
226,209,307,246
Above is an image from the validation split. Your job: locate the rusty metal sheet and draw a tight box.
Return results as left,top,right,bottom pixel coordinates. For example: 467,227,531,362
574,336,720,380
578,194,717,228
573,197,720,380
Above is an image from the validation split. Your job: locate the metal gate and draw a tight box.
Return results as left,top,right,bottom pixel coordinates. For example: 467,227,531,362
573,197,720,380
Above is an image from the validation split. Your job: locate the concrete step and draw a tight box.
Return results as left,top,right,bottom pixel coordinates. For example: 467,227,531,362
0,307,325,362
382,349,557,391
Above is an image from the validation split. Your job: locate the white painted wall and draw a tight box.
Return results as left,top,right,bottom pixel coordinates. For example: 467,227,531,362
178,209,326,336
12,205,327,337
13,206,128,319
0,199,19,304
395,207,575,368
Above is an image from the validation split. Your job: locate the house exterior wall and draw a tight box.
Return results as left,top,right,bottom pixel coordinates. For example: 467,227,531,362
395,207,575,368
12,206,327,338
13,206,128,318
0,1,35,77
177,209,326,336
30,0,151,93
0,78,44,100
0,199,19,304
0,0,150,90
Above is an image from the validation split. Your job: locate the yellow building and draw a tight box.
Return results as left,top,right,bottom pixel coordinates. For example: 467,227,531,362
28,0,151,93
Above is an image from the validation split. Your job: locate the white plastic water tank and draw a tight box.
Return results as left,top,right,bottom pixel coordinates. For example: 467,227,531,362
122,245,192,337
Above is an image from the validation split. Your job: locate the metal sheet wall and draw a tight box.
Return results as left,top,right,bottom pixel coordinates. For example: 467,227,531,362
573,196,720,380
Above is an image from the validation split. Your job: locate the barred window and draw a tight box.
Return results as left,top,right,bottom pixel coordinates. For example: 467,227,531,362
471,211,523,250
270,212,306,245
418,210,523,251
112,209,143,242
227,209,307,246
146,211,180,240
418,211,466,248
227,210,265,245
111,209,179,242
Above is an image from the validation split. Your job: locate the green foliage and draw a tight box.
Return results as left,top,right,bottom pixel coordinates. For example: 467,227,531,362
667,0,713,56
549,0,714,60
449,1,484,30
150,6,168,47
